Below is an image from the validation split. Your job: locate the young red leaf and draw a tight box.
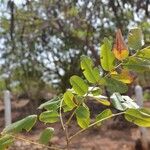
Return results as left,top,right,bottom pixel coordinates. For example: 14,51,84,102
113,29,129,60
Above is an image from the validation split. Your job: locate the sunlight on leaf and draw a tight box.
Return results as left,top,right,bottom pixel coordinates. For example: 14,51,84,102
76,106,90,129
63,90,76,110
81,56,100,83
111,69,133,84
100,38,115,71
70,75,88,96
125,108,150,127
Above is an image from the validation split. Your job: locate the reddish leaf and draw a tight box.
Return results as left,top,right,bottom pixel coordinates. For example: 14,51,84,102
113,29,129,60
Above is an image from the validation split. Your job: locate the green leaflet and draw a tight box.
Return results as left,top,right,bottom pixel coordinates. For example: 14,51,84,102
100,38,115,71
96,109,112,124
0,134,14,150
39,127,54,145
70,75,88,96
39,111,59,123
105,77,128,94
76,105,90,129
38,97,60,111
111,93,126,111
128,27,143,50
88,94,110,106
63,90,76,110
80,56,100,83
123,57,150,72
111,93,139,111
136,46,150,60
125,108,150,127
2,115,37,134
90,87,102,96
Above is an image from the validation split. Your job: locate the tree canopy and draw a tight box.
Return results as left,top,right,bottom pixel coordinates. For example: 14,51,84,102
0,0,149,93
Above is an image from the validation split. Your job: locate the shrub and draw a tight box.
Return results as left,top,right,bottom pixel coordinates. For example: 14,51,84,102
0,28,150,150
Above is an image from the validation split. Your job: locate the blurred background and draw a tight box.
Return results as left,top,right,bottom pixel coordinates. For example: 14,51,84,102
0,0,150,150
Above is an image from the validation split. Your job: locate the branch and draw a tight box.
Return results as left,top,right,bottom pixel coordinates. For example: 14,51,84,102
69,112,125,140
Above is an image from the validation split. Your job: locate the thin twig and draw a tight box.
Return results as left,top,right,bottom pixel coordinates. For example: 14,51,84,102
59,97,65,130
64,125,70,150
59,96,70,149
66,108,76,125
10,134,62,150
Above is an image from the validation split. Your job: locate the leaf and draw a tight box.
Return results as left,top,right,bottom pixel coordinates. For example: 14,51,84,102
63,90,76,110
111,93,126,111
62,102,73,112
111,69,133,84
111,93,139,111
123,57,150,72
100,38,115,71
121,96,139,109
76,106,90,128
96,109,112,124
90,87,102,96
94,99,110,106
113,29,129,60
2,115,37,134
105,78,128,94
128,27,143,50
39,127,54,145
39,111,59,124
38,97,60,111
88,94,110,106
62,96,77,112
0,134,14,150
80,56,100,83
70,75,88,96
125,108,150,127
136,46,150,60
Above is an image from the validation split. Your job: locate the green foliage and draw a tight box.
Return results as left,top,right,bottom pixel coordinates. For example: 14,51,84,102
125,108,150,127
63,90,76,110
38,97,60,111
80,56,100,83
100,38,115,71
123,57,150,72
0,28,150,149
75,105,90,129
136,46,150,60
128,27,143,50
96,109,112,124
105,78,128,94
0,0,149,95
39,111,59,124
2,115,37,134
88,94,110,106
39,127,54,145
0,134,14,150
70,75,88,96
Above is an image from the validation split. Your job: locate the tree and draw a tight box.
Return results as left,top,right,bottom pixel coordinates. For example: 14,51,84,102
0,0,149,94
